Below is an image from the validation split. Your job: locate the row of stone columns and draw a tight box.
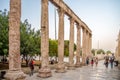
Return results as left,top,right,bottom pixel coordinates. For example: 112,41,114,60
5,0,92,79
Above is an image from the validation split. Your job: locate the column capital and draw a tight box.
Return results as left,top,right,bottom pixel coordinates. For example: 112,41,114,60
69,17,74,22
57,8,65,16
82,27,86,31
76,23,81,30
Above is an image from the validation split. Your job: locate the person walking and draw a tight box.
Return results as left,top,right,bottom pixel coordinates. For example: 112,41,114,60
95,57,98,67
109,54,115,68
29,58,34,76
104,54,109,68
86,57,89,66
91,58,94,66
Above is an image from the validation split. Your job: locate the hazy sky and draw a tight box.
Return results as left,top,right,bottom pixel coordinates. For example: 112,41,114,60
0,0,120,52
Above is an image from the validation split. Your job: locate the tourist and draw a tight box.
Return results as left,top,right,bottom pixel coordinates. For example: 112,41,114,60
91,58,94,66
86,57,89,66
104,54,109,68
95,57,98,67
28,58,34,76
109,54,115,68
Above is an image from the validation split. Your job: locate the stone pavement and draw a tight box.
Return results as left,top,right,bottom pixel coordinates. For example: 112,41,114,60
25,60,120,80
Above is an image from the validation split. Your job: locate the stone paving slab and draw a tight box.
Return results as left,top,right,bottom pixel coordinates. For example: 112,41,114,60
25,60,120,80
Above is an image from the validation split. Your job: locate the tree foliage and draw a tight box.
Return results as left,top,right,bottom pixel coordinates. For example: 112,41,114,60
0,9,9,56
106,50,112,54
0,10,41,65
97,49,105,54
91,49,95,56
49,39,58,57
91,49,105,56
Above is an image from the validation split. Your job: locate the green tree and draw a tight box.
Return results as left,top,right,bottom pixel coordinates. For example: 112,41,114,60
49,39,58,57
20,19,41,66
97,49,105,54
64,40,69,57
91,49,95,56
0,9,9,63
106,50,112,54
0,9,41,65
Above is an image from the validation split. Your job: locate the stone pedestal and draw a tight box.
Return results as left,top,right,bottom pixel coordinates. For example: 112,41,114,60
75,62,81,67
5,70,26,80
56,63,66,73
38,67,52,78
67,64,75,70
118,64,120,69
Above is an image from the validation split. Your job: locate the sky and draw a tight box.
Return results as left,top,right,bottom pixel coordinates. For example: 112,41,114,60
0,0,120,52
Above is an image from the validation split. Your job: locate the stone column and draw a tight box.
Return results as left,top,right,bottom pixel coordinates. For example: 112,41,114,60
5,0,26,80
117,32,120,62
68,18,75,70
75,24,81,67
89,34,92,57
56,8,65,73
86,31,88,57
87,33,90,57
82,28,86,65
38,0,52,78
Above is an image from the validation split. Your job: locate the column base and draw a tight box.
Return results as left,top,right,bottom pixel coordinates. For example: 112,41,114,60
118,64,120,70
37,67,52,78
81,63,86,66
75,63,82,68
55,63,66,73
4,70,26,80
67,64,75,70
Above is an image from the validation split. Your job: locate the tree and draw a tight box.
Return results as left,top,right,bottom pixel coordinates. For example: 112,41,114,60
49,39,58,57
64,40,69,57
106,50,112,54
20,19,41,66
0,9,41,65
97,49,105,54
91,49,95,56
0,9,9,63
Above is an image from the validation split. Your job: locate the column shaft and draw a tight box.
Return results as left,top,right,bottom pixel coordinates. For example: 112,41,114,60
5,0,26,80
56,8,65,73
75,25,81,67
38,0,52,77
90,34,92,57
68,18,75,70
86,32,88,57
82,28,86,65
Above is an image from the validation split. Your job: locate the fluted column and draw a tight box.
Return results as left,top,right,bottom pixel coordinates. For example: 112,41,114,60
89,34,92,57
68,18,75,70
38,0,52,78
86,31,88,57
75,24,81,67
82,28,86,65
56,8,65,73
88,33,90,57
5,0,26,80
